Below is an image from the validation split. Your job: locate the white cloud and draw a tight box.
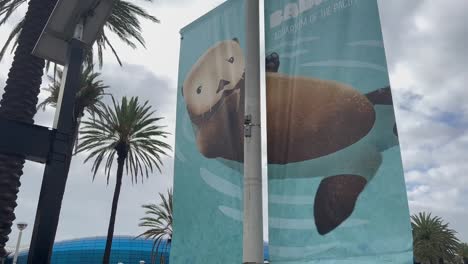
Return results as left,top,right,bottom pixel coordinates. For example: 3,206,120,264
380,0,468,241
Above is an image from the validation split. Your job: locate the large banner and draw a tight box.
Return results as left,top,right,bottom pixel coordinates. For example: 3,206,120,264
264,0,413,263
170,0,246,263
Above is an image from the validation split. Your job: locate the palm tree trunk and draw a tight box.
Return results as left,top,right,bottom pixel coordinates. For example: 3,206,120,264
0,0,57,258
72,117,82,154
102,154,126,264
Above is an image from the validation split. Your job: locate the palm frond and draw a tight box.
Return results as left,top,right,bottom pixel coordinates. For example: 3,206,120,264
136,188,173,264
37,64,108,118
412,212,461,263
77,96,171,185
0,0,26,25
458,243,468,261
0,0,159,67
0,16,23,61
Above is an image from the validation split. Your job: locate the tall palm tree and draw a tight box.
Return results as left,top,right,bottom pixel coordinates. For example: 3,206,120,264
0,1,58,258
137,188,173,264
77,96,171,264
412,212,460,264
0,0,158,257
37,65,108,151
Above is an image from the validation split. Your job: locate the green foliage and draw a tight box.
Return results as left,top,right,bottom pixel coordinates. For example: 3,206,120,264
412,212,461,264
459,243,468,264
137,188,173,264
77,96,171,184
0,0,159,67
37,65,108,118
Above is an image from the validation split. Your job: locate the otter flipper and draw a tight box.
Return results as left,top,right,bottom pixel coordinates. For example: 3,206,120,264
365,86,393,105
314,175,367,235
366,86,399,137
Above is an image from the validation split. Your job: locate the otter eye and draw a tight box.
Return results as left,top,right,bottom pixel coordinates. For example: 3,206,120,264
227,57,235,64
196,86,202,94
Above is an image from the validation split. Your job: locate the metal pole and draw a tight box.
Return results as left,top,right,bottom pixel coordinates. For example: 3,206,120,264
12,230,23,264
27,22,85,264
243,0,263,263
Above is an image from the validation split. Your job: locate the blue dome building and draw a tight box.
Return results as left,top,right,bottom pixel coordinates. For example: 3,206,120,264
7,236,269,263
7,236,170,264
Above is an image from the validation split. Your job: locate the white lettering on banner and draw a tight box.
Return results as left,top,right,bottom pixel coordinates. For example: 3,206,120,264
299,0,322,12
271,0,356,40
270,0,324,29
284,3,300,22
274,17,309,40
270,10,283,28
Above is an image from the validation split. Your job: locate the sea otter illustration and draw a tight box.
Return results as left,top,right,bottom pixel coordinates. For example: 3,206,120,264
183,39,245,162
182,39,397,235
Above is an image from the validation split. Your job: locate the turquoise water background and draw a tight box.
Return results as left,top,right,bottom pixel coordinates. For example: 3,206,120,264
265,0,413,263
170,0,245,263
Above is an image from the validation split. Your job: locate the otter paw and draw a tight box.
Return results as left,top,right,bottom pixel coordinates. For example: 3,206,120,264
365,86,393,105
314,175,367,235
266,52,280,72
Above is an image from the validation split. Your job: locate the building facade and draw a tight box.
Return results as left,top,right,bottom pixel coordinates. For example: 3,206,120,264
6,236,170,264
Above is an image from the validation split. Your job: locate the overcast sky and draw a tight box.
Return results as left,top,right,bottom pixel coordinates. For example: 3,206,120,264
1,0,467,252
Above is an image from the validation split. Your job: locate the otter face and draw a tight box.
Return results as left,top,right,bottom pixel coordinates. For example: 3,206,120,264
183,40,245,117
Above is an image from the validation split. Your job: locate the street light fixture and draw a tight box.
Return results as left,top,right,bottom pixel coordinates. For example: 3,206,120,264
12,222,27,264
33,0,114,65
16,223,27,232
26,0,115,263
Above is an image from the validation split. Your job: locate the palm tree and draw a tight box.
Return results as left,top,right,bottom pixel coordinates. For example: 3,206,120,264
0,1,57,258
38,65,108,118
412,212,460,264
137,189,173,264
37,65,108,150
0,0,158,257
77,96,171,264
458,243,468,264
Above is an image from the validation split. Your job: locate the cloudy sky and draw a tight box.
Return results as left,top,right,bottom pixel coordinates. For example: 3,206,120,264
1,0,467,252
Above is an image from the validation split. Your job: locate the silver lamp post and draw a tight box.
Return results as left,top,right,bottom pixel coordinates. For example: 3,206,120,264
12,222,27,264
26,1,115,263
243,0,263,264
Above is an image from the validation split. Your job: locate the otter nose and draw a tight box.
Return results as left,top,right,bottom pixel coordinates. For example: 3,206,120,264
216,79,231,93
